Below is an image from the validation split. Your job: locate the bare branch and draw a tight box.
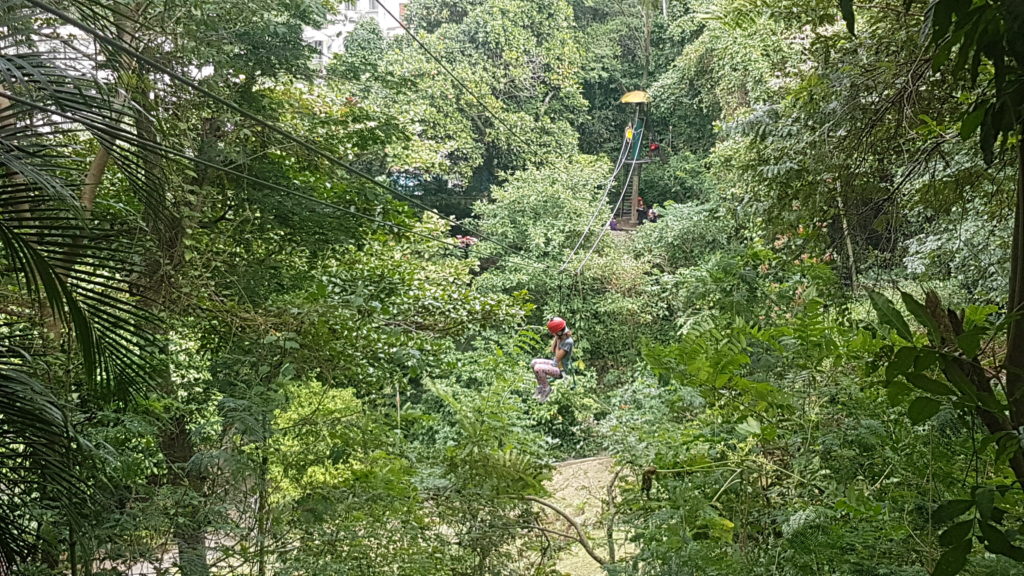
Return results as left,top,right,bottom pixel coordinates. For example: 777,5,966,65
521,495,607,566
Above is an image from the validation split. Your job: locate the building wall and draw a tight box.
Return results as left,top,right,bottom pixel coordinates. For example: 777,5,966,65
304,0,407,62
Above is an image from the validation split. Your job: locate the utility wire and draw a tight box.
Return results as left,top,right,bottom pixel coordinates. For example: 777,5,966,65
25,0,548,269
376,2,537,153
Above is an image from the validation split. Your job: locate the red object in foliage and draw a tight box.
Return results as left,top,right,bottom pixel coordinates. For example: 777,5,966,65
649,142,660,151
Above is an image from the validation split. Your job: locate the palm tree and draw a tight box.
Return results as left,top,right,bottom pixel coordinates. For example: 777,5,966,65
3,0,416,571
1,0,171,569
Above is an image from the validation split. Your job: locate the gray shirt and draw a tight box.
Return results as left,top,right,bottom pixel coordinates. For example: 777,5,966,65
556,337,574,373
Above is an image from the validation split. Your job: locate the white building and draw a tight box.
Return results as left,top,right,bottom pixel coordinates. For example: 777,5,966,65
304,0,408,62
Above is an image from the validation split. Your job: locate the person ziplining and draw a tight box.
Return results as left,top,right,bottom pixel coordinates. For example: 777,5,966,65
529,317,574,402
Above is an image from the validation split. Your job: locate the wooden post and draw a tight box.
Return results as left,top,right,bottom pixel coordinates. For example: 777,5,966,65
629,102,645,226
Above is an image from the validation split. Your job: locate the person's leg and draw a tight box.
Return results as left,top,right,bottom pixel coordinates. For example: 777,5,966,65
530,359,561,401
531,359,558,385
530,359,549,400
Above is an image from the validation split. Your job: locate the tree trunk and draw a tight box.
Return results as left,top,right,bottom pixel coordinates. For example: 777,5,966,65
256,410,270,576
80,146,110,217
0,93,28,216
256,452,269,576
77,20,136,218
642,8,651,86
1002,132,1024,489
119,6,201,568
836,184,858,289
605,466,624,564
160,415,209,576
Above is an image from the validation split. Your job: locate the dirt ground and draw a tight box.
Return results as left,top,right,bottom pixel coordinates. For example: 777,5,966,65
542,456,634,576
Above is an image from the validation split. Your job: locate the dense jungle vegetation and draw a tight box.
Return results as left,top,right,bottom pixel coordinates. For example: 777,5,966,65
2,0,1024,574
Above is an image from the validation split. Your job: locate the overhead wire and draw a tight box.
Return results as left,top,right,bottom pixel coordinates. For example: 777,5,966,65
0,90,472,254
376,2,537,153
24,0,549,270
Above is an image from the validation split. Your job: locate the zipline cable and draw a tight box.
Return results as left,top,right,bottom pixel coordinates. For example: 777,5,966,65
558,133,630,272
558,108,640,272
24,0,549,270
377,2,537,153
575,138,642,274
575,163,635,274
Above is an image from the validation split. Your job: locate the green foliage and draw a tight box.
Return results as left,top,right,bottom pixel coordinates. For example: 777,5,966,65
335,0,589,196
604,295,955,575
474,155,614,257
902,207,1011,306
639,150,713,205
472,155,670,375
7,1,1024,575
269,381,452,575
632,200,730,270
863,289,1024,574
924,0,1024,163
0,370,82,571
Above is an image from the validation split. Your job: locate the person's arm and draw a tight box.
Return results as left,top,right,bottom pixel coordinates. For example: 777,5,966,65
555,344,567,371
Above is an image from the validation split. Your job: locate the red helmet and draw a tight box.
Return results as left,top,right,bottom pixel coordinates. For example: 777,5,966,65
547,317,567,334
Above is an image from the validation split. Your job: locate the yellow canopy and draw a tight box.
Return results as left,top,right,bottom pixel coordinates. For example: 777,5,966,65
619,90,651,103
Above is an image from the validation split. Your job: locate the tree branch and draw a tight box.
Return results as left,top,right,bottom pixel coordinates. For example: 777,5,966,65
605,465,625,564
519,524,579,541
521,495,607,566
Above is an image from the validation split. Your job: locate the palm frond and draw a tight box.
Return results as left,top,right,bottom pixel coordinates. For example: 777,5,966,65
0,0,175,395
0,367,81,574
